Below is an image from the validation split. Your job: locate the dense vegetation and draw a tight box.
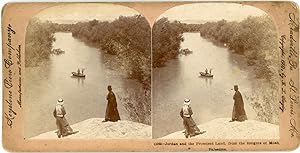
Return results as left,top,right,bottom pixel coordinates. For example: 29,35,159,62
152,18,186,67
71,15,151,90
199,16,279,124
25,18,56,67
25,15,151,125
153,16,278,80
152,16,279,124
26,16,151,90
181,23,202,32
51,23,73,32
70,15,151,125
25,15,279,125
199,16,278,80
152,18,204,67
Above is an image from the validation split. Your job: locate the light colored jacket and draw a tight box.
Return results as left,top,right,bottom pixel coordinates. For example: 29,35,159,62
180,105,193,118
53,104,66,118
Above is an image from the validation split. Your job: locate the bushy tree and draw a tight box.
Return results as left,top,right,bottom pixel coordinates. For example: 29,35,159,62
199,15,278,80
71,15,151,89
152,17,185,67
25,18,56,67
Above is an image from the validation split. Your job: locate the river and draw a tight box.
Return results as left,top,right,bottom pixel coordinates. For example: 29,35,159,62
24,32,273,138
24,32,137,138
153,33,258,138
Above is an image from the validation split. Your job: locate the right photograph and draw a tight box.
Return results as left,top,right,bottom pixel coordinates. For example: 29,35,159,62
152,3,279,139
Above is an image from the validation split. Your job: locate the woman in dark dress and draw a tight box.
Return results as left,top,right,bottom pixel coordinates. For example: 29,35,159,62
103,85,121,122
231,85,247,122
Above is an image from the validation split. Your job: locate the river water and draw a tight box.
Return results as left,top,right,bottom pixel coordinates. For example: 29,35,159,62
25,32,272,138
153,33,258,138
24,32,134,138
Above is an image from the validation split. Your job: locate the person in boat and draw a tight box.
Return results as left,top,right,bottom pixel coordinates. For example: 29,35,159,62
77,68,81,75
102,85,121,122
53,98,74,138
209,69,212,74
81,68,85,75
205,68,208,74
180,99,201,138
230,85,247,122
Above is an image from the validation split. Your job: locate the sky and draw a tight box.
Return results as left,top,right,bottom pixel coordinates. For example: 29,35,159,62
35,3,139,24
158,3,267,24
35,3,268,24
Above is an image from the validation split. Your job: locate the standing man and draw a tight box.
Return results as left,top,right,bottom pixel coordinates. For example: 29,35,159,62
103,85,121,122
53,98,74,138
180,99,201,138
230,85,247,122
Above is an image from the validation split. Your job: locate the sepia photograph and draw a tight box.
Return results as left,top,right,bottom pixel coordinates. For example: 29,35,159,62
1,1,298,151
152,3,279,139
24,3,151,139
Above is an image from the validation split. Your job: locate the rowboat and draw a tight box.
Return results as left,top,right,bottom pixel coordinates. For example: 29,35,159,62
51,48,65,55
71,72,86,77
199,72,213,78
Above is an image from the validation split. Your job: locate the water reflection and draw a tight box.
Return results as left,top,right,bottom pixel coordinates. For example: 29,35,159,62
70,76,86,87
202,77,213,86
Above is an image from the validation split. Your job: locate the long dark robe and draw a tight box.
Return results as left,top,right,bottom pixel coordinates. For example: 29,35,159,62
105,91,121,122
180,107,200,137
53,106,73,137
232,91,247,121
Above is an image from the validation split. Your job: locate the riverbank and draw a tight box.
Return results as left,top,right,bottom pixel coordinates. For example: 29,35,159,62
200,34,279,124
228,47,279,124
32,118,151,139
162,118,279,139
72,34,151,125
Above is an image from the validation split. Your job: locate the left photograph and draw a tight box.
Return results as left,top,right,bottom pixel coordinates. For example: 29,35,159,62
24,3,151,139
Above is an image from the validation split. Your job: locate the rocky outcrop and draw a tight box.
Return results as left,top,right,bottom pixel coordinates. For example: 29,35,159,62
32,118,151,139
162,118,279,139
